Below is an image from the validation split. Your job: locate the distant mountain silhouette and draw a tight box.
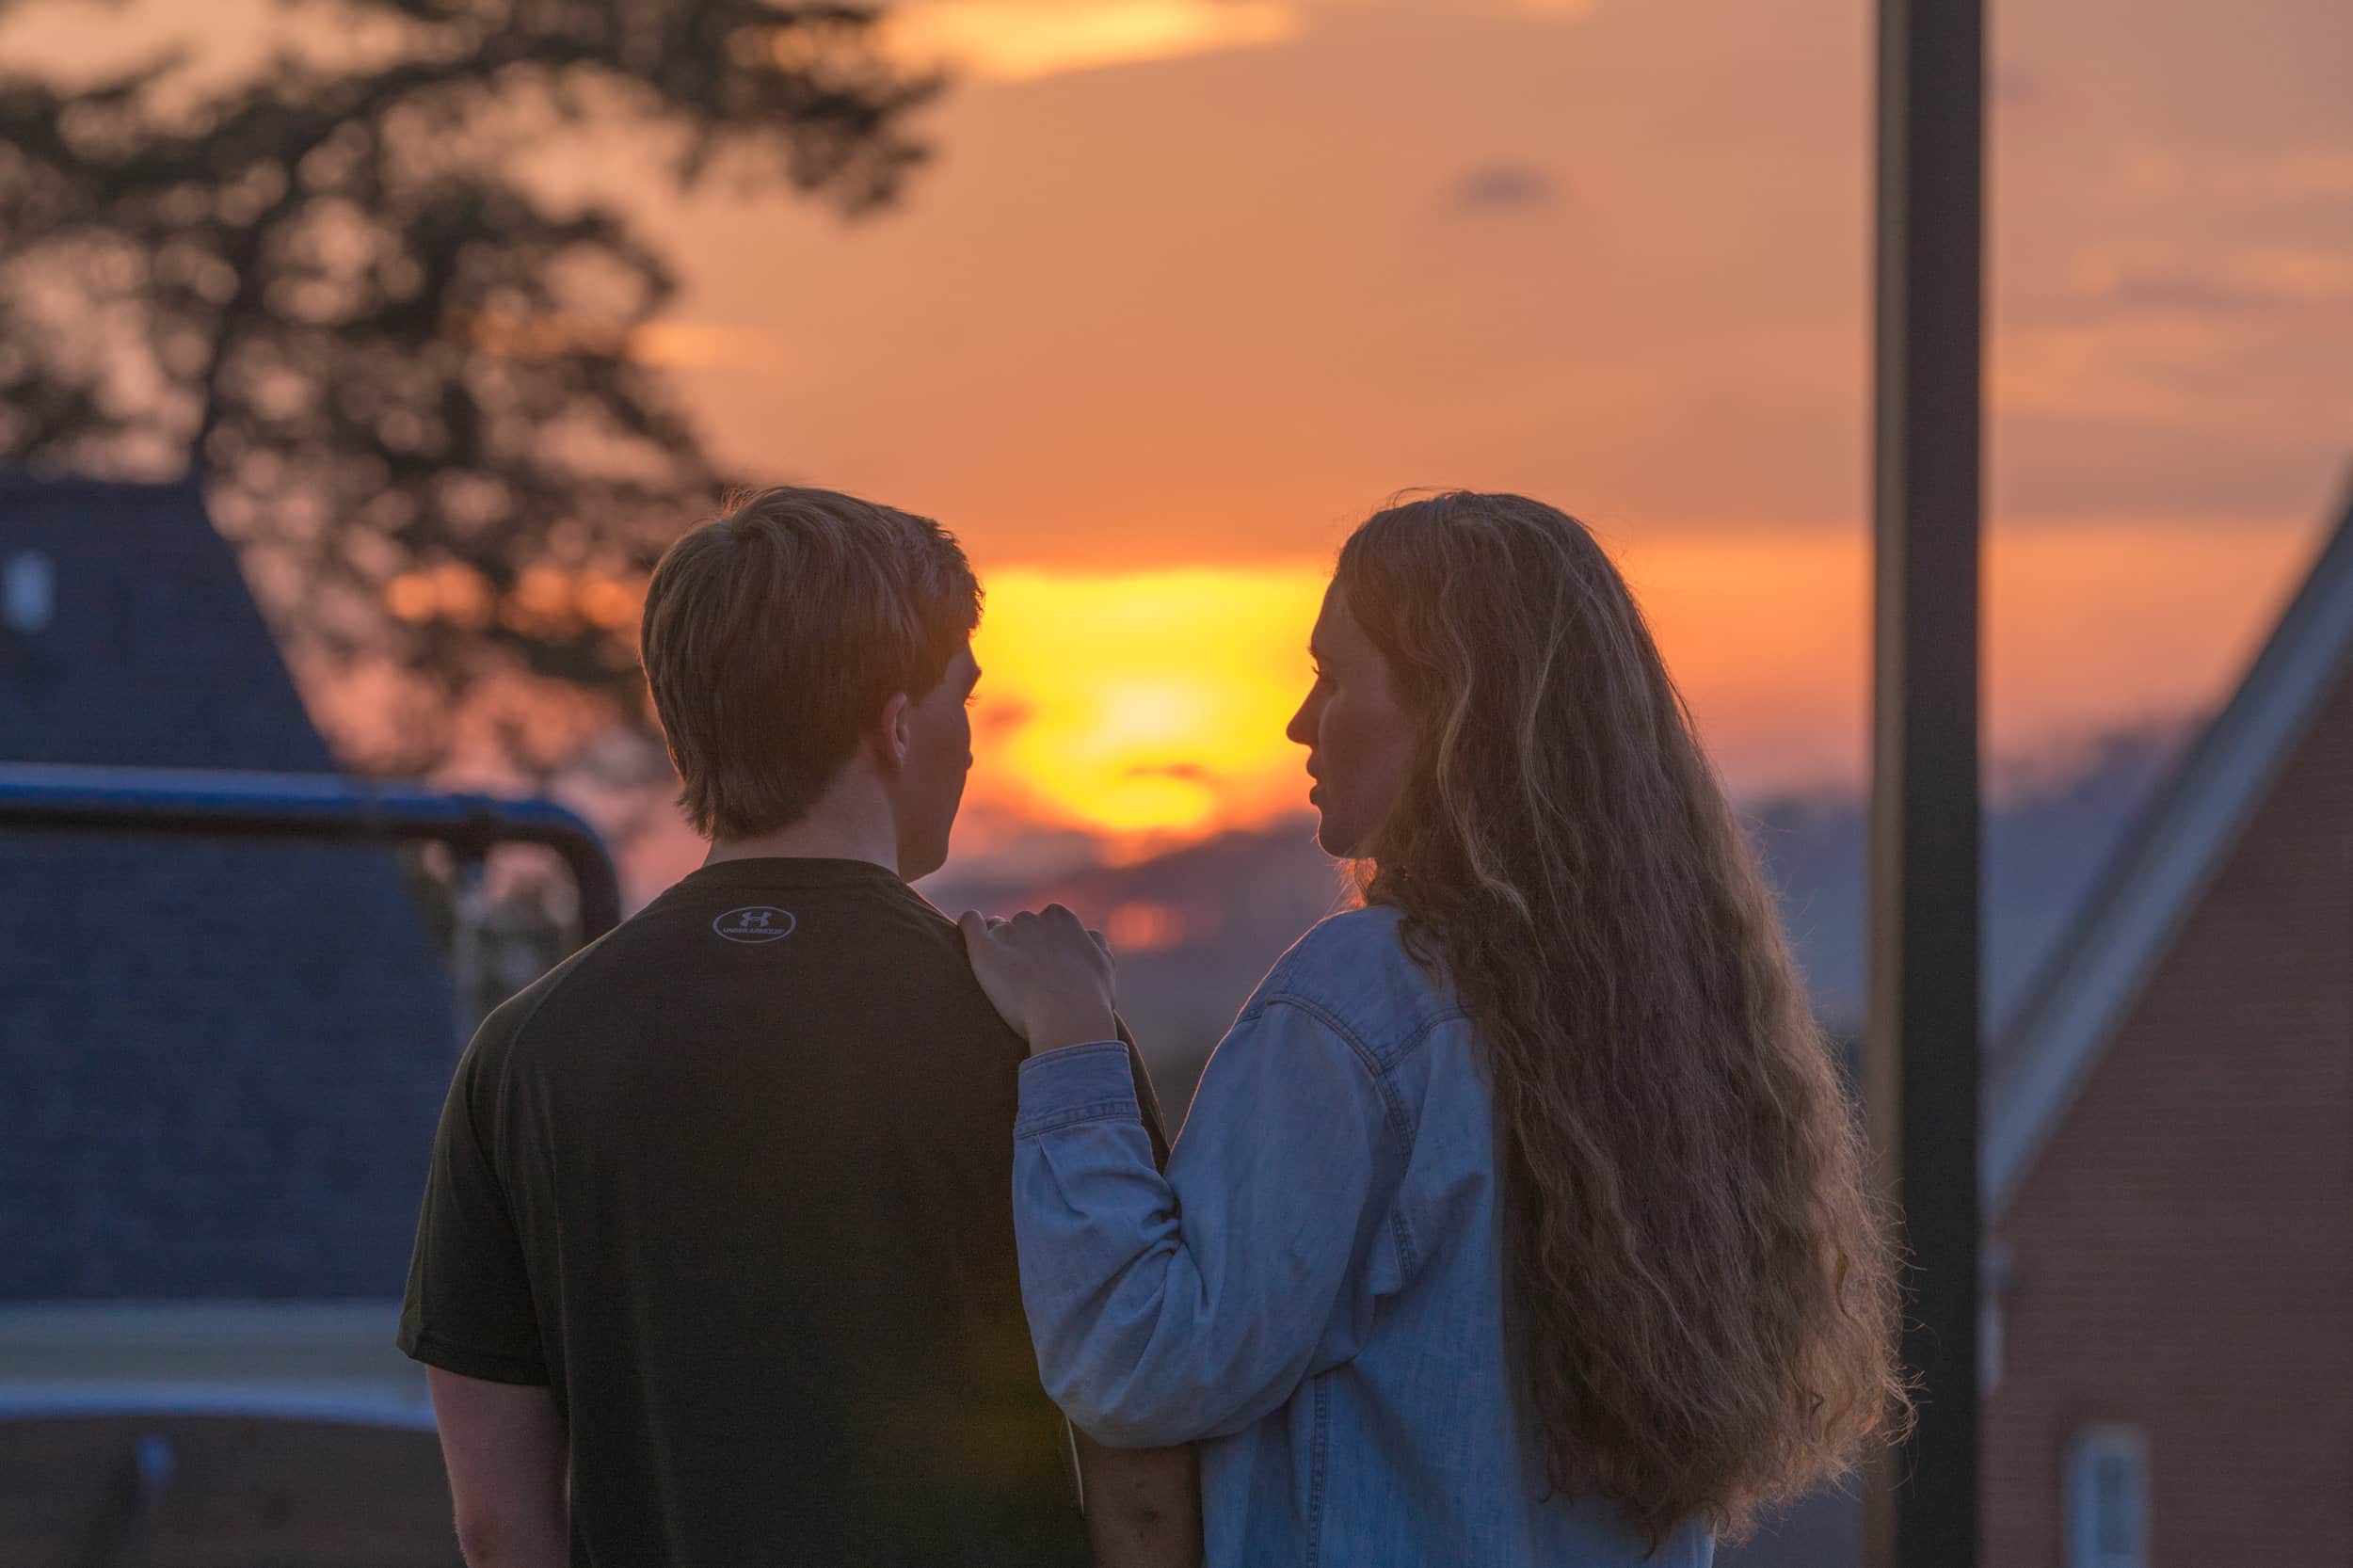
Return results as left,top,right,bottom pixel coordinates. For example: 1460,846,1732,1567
920,719,2194,1112
1753,718,2191,1034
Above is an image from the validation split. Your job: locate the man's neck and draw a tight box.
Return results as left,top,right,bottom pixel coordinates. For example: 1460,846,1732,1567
705,802,900,878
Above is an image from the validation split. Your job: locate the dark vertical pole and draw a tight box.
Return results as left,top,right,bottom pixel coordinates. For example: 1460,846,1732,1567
1865,0,1982,1565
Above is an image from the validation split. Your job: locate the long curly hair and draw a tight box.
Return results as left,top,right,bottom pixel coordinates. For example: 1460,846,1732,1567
1336,492,1907,1545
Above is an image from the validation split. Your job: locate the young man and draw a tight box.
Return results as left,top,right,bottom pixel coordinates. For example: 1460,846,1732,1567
398,487,1199,1567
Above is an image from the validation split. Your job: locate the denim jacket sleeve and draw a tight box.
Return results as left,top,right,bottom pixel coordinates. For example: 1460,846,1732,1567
1012,994,1405,1448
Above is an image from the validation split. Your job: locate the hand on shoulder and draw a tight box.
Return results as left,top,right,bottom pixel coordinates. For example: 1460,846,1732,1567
956,903,1119,1056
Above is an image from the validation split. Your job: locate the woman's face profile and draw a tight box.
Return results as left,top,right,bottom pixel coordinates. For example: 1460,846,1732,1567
1287,584,1416,858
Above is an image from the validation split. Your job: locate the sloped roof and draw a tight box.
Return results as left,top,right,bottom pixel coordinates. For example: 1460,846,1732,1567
0,476,457,1298
1985,479,2353,1212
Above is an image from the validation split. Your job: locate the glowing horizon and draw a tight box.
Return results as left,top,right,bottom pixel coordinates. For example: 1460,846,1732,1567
951,516,2325,848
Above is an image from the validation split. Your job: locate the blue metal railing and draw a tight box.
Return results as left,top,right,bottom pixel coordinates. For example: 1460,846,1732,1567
0,762,621,939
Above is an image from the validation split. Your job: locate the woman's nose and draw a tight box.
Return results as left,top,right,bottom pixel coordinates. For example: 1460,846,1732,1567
1286,693,1317,748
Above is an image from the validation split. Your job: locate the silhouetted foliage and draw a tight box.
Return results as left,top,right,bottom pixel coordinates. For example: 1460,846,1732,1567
0,0,935,778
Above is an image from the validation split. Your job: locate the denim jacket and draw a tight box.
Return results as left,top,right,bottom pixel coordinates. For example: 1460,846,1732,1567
1014,904,1714,1568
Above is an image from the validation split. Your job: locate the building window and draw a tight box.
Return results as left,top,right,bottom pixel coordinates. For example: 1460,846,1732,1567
5,550,55,633
2066,1424,2150,1568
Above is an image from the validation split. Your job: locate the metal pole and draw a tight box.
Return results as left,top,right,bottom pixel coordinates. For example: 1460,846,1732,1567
0,763,623,942
1865,0,1983,1564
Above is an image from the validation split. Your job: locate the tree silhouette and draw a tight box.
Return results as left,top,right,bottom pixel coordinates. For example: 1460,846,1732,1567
0,0,936,780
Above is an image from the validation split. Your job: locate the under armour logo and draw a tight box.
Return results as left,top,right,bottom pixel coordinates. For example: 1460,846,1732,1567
713,906,796,944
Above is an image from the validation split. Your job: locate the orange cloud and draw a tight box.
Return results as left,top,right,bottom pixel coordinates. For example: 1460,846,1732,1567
879,0,1304,82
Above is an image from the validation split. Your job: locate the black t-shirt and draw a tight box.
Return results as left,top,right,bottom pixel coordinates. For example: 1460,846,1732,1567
399,857,1168,1567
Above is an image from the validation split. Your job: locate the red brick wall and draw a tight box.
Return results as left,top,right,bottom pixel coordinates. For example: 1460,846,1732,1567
1985,666,2353,1567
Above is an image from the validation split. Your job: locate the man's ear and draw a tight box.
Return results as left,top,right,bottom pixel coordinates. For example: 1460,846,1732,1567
872,692,913,773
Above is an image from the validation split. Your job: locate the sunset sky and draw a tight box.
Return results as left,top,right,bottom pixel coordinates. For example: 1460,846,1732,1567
10,0,2350,860
603,0,2353,853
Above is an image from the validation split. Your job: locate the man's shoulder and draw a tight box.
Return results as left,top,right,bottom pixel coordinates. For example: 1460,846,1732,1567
461,876,1012,1077
458,929,616,1076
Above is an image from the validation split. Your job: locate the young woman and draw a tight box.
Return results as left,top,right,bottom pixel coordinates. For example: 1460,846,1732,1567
961,492,1904,1567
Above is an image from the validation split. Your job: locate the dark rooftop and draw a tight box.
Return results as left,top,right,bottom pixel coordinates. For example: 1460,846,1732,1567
1,476,458,1298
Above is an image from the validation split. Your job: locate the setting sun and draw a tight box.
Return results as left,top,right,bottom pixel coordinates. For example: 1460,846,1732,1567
969,566,1332,837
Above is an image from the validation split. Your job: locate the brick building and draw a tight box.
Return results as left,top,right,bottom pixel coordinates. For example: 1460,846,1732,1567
1981,488,2353,1566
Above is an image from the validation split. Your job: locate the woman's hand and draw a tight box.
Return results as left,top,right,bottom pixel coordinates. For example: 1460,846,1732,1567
956,903,1118,1056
